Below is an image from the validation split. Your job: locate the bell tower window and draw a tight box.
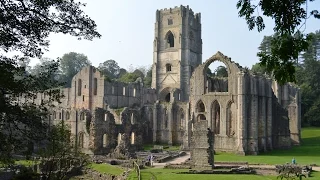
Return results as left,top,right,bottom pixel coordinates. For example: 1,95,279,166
166,31,174,48
166,64,172,72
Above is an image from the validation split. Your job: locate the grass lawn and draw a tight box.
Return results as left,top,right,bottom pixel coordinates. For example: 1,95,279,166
127,168,275,180
128,127,320,179
127,168,320,180
14,160,35,166
215,127,320,165
88,163,124,176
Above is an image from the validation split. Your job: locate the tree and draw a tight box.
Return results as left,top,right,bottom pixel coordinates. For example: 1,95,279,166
0,0,100,165
297,31,320,126
133,69,145,79
251,62,269,76
37,122,89,180
31,57,62,82
118,68,128,78
60,52,91,87
215,66,228,77
118,72,141,83
237,0,319,84
144,67,152,88
98,59,120,79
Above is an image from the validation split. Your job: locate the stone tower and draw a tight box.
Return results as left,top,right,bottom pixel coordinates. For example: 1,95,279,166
151,5,202,101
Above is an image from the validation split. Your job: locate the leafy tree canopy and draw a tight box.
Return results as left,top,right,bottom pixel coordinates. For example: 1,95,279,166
60,52,91,87
0,0,100,164
237,0,319,84
98,59,120,79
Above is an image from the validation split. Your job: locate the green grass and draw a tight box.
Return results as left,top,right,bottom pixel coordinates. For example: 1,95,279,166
128,168,320,180
14,160,36,166
127,168,277,180
143,144,181,151
128,127,320,179
215,127,320,165
88,163,124,176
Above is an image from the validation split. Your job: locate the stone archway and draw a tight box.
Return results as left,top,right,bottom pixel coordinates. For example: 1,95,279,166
211,100,221,135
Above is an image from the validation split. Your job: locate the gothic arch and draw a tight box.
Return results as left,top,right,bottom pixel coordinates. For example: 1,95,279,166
103,134,108,147
164,30,175,48
78,132,85,148
197,114,206,122
196,100,205,113
179,108,185,129
166,63,172,72
66,111,70,120
131,132,135,145
159,87,179,102
203,52,234,75
164,108,168,129
226,101,236,137
211,100,221,134
80,112,86,121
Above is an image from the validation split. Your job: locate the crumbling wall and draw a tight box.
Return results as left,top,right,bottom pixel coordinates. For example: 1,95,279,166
191,120,214,169
90,108,117,155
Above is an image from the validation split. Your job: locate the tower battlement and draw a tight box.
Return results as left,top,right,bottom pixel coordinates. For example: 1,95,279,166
155,5,201,23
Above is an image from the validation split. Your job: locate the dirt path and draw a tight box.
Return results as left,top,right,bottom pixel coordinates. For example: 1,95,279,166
153,152,190,168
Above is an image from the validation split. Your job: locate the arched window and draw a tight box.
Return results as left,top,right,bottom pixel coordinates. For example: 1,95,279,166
196,100,205,112
103,134,108,147
131,113,134,124
165,93,170,102
131,132,135,145
164,109,168,129
53,111,56,119
77,79,82,96
211,101,221,134
226,102,235,137
93,78,98,95
180,109,184,129
80,112,86,121
66,111,70,120
166,31,174,48
117,133,122,145
166,64,172,72
79,132,84,148
104,113,108,121
133,88,136,97
197,114,206,122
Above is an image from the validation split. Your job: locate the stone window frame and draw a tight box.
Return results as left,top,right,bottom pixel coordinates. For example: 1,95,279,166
77,79,82,96
166,64,172,72
165,30,175,48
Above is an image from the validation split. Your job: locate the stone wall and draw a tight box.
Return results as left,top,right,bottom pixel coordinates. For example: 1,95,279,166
188,51,301,155
191,120,214,169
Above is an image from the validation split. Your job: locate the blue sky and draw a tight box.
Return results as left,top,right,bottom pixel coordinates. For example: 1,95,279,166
35,0,320,70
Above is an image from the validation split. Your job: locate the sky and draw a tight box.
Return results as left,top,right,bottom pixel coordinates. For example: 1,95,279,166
31,0,320,70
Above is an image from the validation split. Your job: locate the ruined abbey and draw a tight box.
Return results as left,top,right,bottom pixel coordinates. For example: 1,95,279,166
20,5,301,156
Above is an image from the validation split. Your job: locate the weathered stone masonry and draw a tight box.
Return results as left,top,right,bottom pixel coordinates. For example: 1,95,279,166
18,5,301,157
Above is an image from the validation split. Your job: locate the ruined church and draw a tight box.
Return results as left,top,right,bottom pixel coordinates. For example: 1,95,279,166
21,5,301,155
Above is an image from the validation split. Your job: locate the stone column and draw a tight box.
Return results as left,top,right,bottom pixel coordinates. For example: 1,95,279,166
237,72,247,155
168,104,173,145
183,103,190,150
153,102,158,143
249,75,259,155
260,78,267,152
266,78,273,150
289,89,301,145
